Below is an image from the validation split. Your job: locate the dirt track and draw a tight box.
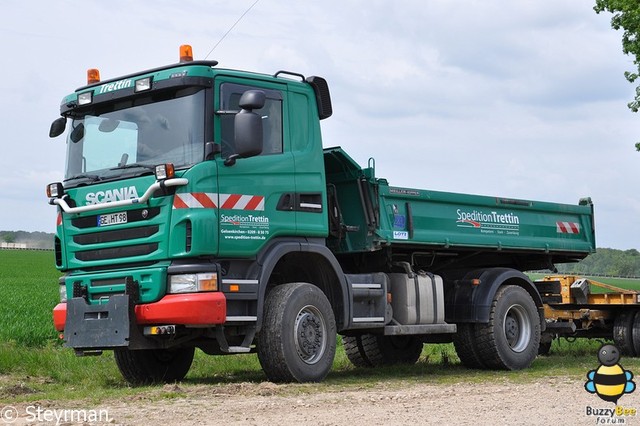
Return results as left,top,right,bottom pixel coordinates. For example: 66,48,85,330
6,376,639,425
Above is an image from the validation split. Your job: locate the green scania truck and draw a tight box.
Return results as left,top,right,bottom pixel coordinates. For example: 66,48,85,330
47,45,595,384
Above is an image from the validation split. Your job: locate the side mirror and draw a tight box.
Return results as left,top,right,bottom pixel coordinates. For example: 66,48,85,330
239,90,266,110
49,117,67,138
225,90,265,166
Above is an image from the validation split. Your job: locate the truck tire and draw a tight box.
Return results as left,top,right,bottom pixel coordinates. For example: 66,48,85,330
453,323,486,368
257,283,337,383
343,334,422,367
633,311,640,357
114,347,195,385
474,285,540,370
613,310,637,356
342,335,373,367
538,340,552,356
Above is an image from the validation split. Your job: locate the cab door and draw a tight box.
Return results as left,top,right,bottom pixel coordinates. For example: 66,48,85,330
214,77,295,257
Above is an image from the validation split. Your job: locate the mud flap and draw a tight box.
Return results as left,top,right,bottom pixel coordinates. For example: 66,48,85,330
64,294,135,350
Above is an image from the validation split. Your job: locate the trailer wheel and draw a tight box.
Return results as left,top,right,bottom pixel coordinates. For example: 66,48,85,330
257,283,336,383
632,311,640,357
453,323,486,368
343,334,422,367
613,310,637,356
474,285,540,370
538,340,552,356
114,347,194,385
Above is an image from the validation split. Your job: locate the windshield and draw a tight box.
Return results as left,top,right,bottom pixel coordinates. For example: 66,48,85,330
64,88,205,183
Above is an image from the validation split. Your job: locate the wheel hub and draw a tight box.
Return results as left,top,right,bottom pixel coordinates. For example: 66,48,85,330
502,303,532,353
294,305,327,364
505,314,520,344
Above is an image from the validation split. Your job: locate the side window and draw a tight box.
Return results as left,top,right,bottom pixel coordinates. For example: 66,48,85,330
220,83,283,158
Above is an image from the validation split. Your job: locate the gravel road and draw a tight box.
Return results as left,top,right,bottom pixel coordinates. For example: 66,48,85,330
5,375,638,425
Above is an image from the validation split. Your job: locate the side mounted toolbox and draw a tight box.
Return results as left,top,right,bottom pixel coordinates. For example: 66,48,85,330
389,272,445,325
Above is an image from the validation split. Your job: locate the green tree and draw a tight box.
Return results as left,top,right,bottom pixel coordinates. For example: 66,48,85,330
594,0,640,151
1,232,16,244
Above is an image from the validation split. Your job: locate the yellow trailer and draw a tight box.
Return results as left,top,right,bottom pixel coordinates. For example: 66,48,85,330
535,275,640,356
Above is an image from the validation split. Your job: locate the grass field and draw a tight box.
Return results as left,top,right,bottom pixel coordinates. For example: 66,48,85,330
0,250,60,346
1,250,640,403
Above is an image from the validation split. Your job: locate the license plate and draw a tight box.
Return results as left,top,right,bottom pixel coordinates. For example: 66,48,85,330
97,211,128,227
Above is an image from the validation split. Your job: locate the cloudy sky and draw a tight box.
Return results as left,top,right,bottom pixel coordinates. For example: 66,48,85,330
1,0,638,249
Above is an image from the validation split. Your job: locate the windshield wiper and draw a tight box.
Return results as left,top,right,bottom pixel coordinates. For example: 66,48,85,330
64,173,101,183
109,163,156,171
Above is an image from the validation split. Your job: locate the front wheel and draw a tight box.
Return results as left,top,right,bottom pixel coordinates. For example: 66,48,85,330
474,285,540,370
257,283,337,383
114,347,195,385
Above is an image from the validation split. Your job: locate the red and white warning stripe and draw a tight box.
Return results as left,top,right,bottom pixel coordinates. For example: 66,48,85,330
173,193,264,211
218,193,264,211
173,193,217,209
556,221,580,234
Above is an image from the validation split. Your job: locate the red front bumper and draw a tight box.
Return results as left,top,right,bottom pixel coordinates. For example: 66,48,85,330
53,292,227,332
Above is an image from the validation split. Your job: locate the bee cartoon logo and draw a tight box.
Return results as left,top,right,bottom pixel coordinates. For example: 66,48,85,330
585,344,636,404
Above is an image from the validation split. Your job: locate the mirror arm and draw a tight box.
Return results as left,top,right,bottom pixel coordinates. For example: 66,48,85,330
205,141,221,160
224,154,239,167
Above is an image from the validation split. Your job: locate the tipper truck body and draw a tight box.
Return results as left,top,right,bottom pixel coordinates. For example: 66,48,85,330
47,46,596,383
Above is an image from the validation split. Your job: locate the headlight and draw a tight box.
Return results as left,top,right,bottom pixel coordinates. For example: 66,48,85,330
59,283,68,302
168,273,218,293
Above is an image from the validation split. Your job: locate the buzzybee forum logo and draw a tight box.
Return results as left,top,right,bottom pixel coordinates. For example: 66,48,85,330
585,344,636,403
584,344,637,421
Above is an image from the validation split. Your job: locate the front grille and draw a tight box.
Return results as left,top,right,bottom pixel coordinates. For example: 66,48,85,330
73,226,159,245
76,243,158,261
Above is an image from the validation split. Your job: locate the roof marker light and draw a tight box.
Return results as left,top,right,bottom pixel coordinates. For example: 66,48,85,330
87,68,101,84
180,45,193,62
78,91,93,105
135,77,152,92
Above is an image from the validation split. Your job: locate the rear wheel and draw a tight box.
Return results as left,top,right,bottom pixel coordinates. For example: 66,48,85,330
343,334,422,367
114,347,195,385
453,323,486,368
342,335,372,367
257,283,337,383
474,285,540,370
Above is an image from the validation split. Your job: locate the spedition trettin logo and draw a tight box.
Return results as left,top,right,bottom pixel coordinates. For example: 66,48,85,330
456,208,520,236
